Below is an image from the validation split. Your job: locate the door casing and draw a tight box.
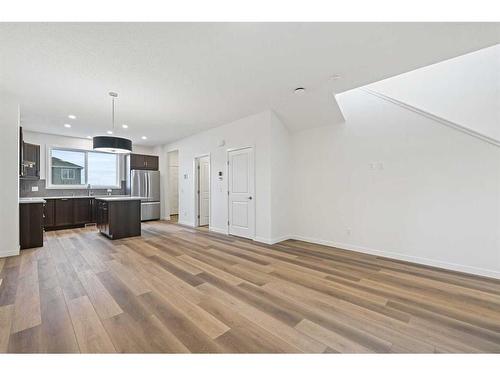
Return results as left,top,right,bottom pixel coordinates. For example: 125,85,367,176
194,153,211,227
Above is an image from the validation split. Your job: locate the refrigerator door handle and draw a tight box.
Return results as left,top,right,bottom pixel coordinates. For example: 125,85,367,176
147,173,151,200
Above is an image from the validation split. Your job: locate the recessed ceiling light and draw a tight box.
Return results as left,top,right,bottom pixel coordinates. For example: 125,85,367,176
107,130,113,135
141,136,147,140
122,124,128,129
68,114,76,119
294,87,306,94
64,123,72,128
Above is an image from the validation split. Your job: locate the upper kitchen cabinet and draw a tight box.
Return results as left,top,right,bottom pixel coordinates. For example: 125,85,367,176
20,142,40,179
129,153,158,170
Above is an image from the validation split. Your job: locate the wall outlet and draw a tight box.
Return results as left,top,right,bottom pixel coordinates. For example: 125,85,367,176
31,186,39,192
370,162,384,170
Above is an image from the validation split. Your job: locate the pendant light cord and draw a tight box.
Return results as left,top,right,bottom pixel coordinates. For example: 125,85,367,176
111,96,115,131
109,91,118,133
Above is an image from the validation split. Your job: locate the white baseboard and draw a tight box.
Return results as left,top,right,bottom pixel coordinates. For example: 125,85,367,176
0,248,20,258
254,235,292,245
163,218,500,280
177,220,195,227
290,235,500,280
209,227,228,235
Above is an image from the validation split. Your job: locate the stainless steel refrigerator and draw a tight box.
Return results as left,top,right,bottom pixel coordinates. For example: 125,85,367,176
129,170,161,221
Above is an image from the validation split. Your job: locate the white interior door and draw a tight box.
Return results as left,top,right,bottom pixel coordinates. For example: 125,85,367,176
228,147,255,239
168,165,179,215
198,156,210,226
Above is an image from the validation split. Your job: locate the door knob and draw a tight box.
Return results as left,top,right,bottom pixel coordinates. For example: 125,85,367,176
248,196,252,200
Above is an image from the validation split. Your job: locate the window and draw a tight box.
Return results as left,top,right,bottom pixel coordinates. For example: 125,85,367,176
88,152,119,187
48,147,120,188
61,169,75,180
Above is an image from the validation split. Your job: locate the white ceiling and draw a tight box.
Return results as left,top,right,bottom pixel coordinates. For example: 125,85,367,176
366,44,500,142
1,23,499,145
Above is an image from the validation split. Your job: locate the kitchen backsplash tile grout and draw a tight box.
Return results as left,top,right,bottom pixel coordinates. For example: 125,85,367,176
20,179,126,198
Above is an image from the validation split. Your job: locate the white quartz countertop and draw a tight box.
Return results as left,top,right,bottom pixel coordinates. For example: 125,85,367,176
94,196,144,202
29,195,131,200
19,197,46,204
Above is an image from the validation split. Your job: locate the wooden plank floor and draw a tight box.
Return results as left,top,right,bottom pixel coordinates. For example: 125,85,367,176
1,221,499,353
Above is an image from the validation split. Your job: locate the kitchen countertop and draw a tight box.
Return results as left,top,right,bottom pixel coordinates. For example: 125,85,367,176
95,196,144,202
19,197,46,204
23,195,131,200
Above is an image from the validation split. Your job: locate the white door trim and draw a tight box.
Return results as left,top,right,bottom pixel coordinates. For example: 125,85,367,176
226,146,255,239
194,153,211,228
166,149,180,220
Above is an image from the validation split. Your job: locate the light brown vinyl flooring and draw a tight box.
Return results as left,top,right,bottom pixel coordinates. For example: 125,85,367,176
1,221,499,353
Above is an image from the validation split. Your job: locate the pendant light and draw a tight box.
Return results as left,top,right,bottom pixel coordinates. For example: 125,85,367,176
93,92,132,153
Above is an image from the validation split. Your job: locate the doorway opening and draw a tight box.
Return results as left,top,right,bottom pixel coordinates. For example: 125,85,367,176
167,150,179,223
195,155,210,228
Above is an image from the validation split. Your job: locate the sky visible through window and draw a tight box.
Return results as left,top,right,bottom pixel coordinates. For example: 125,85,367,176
88,152,118,186
51,149,118,186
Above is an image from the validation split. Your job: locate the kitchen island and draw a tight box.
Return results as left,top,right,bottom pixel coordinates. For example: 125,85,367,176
95,196,142,240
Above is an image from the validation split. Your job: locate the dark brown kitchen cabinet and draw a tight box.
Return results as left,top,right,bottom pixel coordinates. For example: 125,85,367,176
74,198,92,224
96,199,141,240
43,199,55,228
90,198,97,223
54,198,75,226
20,203,44,249
130,153,146,170
44,197,97,230
20,142,40,180
96,200,109,236
145,154,159,170
129,153,158,171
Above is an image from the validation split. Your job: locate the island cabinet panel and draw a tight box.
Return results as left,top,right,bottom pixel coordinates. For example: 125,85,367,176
74,198,91,224
90,198,97,223
44,199,55,228
97,199,141,240
20,203,44,249
96,200,109,236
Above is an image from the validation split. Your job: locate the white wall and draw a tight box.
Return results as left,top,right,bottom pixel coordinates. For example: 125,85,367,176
160,110,293,244
269,112,292,242
291,88,500,278
0,92,20,257
367,44,500,141
23,130,157,181
161,111,276,241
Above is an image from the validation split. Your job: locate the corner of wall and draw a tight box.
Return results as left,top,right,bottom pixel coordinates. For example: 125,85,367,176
0,91,20,258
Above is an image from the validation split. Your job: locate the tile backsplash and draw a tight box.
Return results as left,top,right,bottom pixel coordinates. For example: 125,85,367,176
20,179,126,197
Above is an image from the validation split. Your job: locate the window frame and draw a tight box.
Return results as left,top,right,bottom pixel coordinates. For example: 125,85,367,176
60,168,76,181
46,146,121,189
